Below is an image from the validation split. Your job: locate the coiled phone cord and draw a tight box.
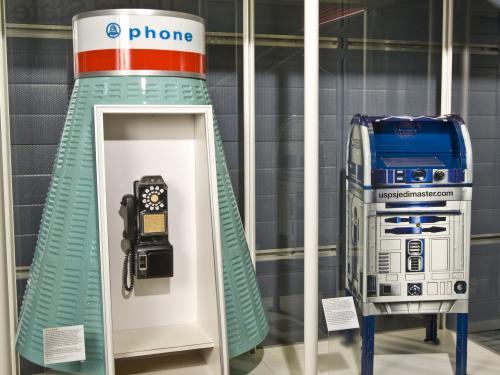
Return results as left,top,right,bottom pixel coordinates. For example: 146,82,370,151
122,247,135,292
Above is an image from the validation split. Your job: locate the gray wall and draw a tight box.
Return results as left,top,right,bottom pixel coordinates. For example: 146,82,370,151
255,47,339,250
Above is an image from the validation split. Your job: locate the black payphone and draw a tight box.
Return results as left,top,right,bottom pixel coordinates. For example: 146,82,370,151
120,175,174,293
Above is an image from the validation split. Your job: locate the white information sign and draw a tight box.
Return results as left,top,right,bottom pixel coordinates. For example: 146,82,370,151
43,325,86,365
322,296,359,332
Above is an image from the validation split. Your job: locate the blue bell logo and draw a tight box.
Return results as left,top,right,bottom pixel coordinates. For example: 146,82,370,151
106,22,121,38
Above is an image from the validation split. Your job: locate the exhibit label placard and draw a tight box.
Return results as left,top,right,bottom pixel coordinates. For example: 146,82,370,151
43,325,86,365
321,297,359,332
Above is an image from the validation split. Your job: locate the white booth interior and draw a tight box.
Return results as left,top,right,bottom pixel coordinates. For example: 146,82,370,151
94,106,227,374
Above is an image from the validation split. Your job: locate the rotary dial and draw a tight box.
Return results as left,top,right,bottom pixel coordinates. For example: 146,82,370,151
142,185,165,211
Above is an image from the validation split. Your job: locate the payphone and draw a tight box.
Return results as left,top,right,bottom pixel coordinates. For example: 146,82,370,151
121,175,174,293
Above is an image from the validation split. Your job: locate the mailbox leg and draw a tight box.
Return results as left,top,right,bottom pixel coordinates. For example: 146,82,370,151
361,315,375,375
425,313,440,345
456,313,468,375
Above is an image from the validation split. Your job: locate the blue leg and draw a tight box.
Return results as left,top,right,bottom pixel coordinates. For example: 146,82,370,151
425,314,440,345
361,315,375,375
456,313,468,375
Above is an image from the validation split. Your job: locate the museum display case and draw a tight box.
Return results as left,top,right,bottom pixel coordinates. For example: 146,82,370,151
0,1,500,374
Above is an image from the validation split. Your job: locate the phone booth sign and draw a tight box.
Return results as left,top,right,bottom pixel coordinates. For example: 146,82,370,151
72,9,206,78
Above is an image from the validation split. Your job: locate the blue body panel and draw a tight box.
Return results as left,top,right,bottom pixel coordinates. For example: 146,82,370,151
350,114,469,188
351,114,467,167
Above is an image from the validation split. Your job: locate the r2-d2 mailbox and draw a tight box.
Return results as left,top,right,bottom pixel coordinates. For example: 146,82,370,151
346,114,472,316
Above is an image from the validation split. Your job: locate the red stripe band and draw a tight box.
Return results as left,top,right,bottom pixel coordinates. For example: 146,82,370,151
76,49,206,76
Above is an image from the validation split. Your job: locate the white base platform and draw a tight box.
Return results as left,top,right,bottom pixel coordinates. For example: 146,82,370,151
230,328,500,375
113,323,214,359
35,327,500,374
93,105,227,374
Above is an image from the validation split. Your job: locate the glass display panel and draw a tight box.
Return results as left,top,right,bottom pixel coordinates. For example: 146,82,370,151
450,0,500,360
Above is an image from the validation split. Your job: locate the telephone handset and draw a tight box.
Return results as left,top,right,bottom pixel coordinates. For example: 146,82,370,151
120,175,174,293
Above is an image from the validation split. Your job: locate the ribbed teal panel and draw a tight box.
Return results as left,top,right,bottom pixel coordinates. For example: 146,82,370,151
16,76,268,373
208,92,269,358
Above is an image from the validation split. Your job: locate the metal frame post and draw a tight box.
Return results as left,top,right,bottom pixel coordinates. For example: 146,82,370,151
243,0,256,266
304,0,319,372
460,0,471,122
0,0,19,373
426,0,434,114
440,0,454,115
362,10,367,113
438,0,454,335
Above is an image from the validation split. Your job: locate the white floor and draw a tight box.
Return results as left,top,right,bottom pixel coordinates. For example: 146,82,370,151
34,327,500,374
230,328,500,374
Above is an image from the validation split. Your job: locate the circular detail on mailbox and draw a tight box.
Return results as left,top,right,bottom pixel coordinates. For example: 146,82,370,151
434,170,446,181
454,281,467,294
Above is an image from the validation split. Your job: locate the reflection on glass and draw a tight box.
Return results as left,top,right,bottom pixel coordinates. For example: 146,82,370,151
254,0,444,357
451,0,500,357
